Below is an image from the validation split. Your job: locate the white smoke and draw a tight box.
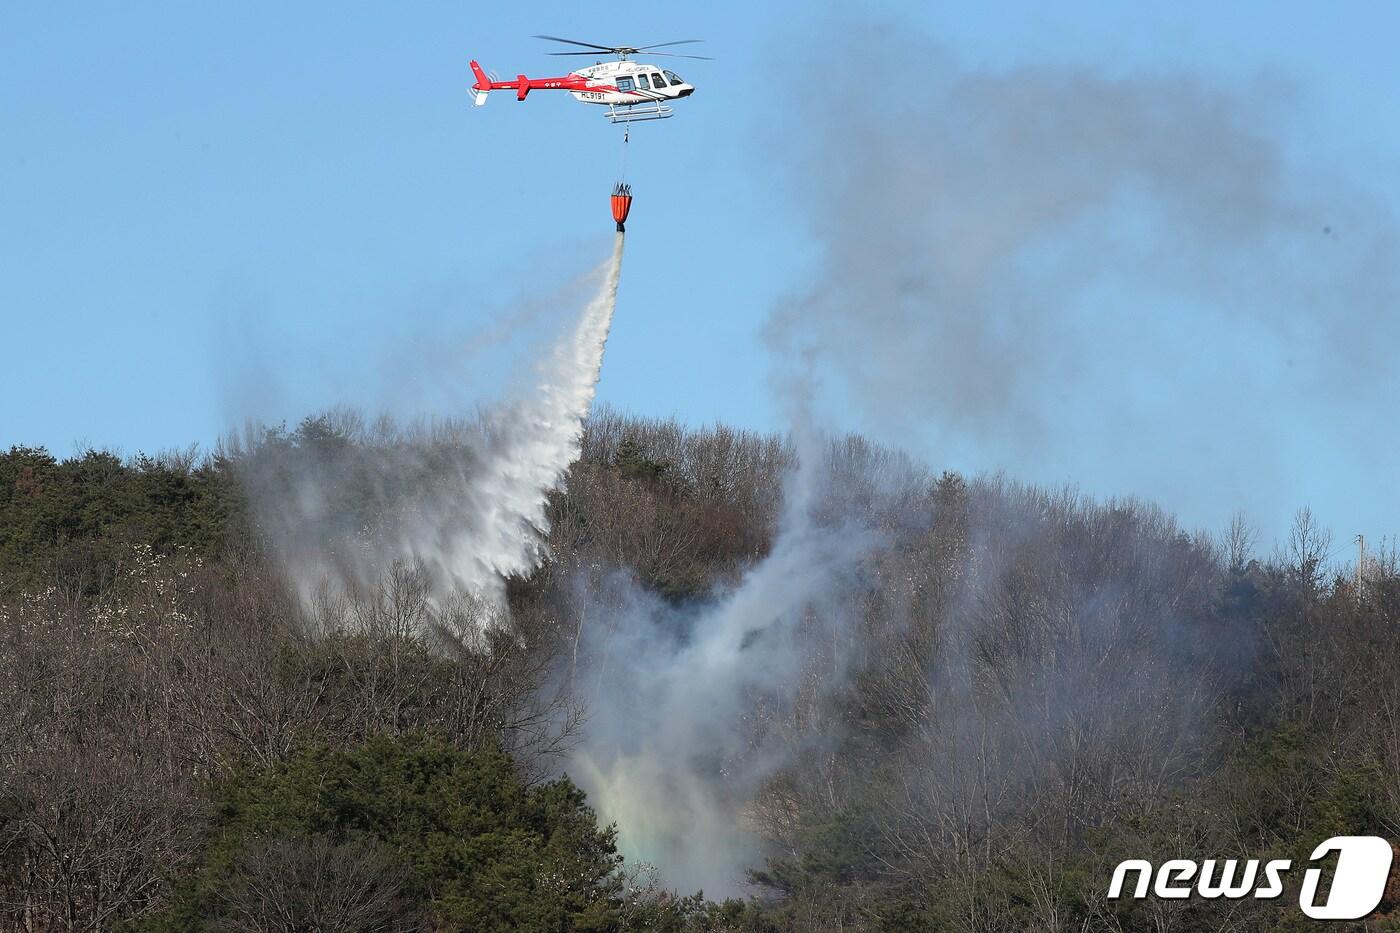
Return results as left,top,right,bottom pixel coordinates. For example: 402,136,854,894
562,428,896,896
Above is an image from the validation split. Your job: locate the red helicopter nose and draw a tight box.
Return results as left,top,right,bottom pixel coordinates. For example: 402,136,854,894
611,183,632,232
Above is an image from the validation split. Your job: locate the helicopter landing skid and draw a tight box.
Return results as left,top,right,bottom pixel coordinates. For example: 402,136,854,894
605,101,673,123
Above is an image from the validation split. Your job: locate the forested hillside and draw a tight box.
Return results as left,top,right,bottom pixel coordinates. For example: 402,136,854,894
2,411,1398,931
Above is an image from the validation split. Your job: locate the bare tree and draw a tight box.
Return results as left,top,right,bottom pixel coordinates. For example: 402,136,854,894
0,751,200,931
1224,510,1257,572
1286,506,1332,590
214,834,416,933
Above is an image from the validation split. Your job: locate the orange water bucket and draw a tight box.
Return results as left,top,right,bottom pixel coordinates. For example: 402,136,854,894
611,183,633,232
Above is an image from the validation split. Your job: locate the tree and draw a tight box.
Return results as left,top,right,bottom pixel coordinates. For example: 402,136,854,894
148,734,627,932
1286,506,1332,591
613,438,670,483
211,834,415,933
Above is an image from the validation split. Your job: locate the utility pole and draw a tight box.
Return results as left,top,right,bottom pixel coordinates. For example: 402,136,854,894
1355,534,1367,593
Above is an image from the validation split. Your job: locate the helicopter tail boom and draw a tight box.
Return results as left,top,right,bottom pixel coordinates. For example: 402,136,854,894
470,60,588,105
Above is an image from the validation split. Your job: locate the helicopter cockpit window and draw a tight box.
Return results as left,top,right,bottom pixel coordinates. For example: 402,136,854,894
664,71,683,85
650,72,667,87
616,76,634,92
636,74,650,90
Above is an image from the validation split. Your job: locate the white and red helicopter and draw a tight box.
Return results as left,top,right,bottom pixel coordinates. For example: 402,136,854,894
470,35,708,123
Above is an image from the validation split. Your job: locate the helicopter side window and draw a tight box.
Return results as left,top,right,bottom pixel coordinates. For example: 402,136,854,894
664,70,683,85
616,76,634,92
636,74,650,90
650,72,667,87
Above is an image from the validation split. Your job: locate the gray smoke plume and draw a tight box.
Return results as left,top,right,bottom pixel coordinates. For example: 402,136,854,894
239,233,625,623
764,26,1400,537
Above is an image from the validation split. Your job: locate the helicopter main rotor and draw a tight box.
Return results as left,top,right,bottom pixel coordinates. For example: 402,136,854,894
532,34,713,61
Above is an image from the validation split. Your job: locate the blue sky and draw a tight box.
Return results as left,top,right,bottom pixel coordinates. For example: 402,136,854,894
3,2,1398,549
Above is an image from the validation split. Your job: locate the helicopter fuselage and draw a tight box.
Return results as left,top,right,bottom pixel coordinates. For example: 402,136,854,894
469,58,693,121
566,61,694,107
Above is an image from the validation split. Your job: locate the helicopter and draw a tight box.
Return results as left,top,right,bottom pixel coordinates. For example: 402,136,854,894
470,35,709,123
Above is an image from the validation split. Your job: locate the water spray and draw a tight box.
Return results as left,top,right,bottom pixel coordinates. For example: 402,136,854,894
385,186,629,612
258,193,629,624
446,219,625,607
